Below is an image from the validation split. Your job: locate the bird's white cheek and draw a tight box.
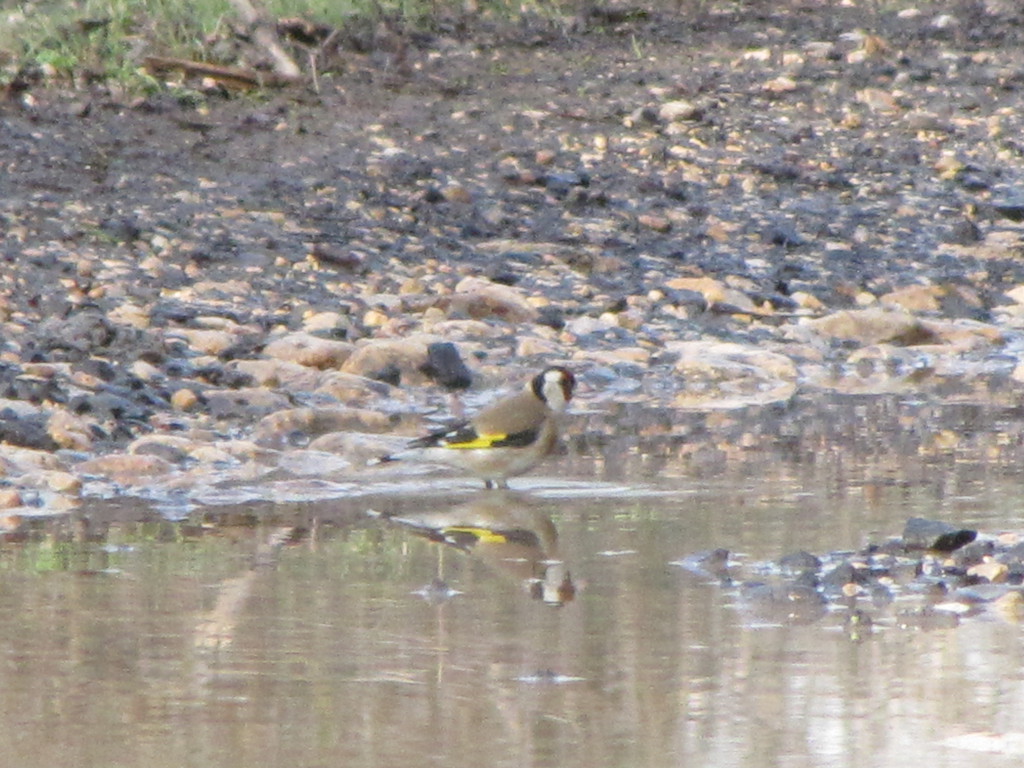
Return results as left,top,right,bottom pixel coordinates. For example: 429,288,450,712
543,385,568,412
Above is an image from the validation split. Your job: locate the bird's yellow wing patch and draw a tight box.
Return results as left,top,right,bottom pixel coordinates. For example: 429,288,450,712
443,432,508,449
443,526,509,543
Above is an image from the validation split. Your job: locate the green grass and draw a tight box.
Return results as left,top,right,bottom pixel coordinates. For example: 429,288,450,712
0,0,230,87
0,1,343,88
0,0,567,90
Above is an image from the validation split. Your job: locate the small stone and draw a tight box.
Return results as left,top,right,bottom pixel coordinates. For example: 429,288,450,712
0,489,23,509
993,197,1024,222
625,105,660,127
129,434,197,463
945,219,982,245
232,359,320,390
902,517,977,552
46,410,94,451
578,347,652,366
77,453,176,483
967,559,1008,584
130,360,162,381
934,152,965,180
302,311,351,334
658,100,699,122
665,276,758,314
0,412,58,451
790,291,824,311
420,342,473,390
857,87,899,112
666,340,798,408
442,184,473,203
841,582,863,598
1,446,64,474
341,336,437,384
448,276,538,323
880,285,943,313
314,371,394,403
804,308,937,346
309,243,365,270
778,550,821,576
171,388,200,411
903,111,950,132
307,431,396,464
263,332,355,369
515,336,562,358
107,303,151,329
763,76,798,93
637,213,671,232
171,328,239,356
535,149,557,165
41,471,82,494
204,388,290,419
565,315,615,336
362,309,389,328
821,562,868,594
253,407,395,448
672,548,731,581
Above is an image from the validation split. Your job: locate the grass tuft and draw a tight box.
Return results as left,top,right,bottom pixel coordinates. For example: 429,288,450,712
0,0,580,92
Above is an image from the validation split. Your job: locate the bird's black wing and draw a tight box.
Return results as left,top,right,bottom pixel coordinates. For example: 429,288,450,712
407,423,539,450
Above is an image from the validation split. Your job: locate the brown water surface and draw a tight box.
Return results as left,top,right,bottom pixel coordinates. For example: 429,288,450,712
3,399,1024,767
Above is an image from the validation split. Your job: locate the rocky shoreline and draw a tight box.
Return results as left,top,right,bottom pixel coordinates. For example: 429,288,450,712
2,1,1024,516
676,515,1024,633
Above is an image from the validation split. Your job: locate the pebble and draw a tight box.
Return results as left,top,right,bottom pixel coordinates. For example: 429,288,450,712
232,359,321,389
46,411,95,451
314,371,396,404
902,517,977,552
967,559,1009,584
263,332,355,369
77,454,176,483
448,277,539,323
170,388,200,411
804,308,935,346
420,342,473,390
0,489,23,509
204,388,291,419
341,336,437,383
253,407,395,448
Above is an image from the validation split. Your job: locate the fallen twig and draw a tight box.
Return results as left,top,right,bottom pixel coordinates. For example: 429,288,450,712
143,56,293,90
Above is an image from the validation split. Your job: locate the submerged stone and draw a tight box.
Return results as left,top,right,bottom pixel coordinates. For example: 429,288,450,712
902,517,977,552
777,550,821,577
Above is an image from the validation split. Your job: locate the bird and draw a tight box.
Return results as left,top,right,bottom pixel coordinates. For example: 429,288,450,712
370,366,575,489
368,491,576,605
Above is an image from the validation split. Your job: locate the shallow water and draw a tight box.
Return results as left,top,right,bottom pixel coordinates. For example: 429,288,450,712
5,399,1024,768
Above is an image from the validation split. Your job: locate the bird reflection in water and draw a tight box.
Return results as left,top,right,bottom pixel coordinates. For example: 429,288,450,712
367,491,575,607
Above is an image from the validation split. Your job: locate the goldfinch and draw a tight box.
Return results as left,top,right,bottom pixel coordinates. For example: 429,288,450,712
372,366,575,489
368,491,575,605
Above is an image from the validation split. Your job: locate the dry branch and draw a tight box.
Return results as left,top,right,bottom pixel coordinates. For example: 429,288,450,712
143,56,293,90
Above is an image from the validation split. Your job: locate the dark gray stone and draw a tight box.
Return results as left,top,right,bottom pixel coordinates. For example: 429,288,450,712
901,517,977,552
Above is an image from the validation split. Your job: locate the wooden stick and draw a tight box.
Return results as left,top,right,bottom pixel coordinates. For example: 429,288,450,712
143,56,293,89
